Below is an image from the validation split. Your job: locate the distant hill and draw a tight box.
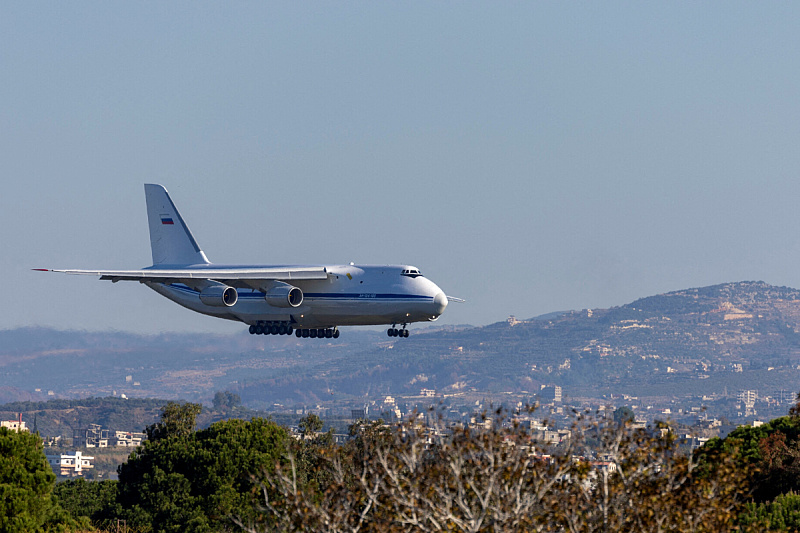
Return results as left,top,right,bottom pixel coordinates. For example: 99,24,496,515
0,326,381,403
3,281,800,408
234,281,800,404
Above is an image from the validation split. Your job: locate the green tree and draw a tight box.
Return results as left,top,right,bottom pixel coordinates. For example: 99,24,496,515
212,391,241,412
144,401,202,442
53,478,118,529
117,417,290,533
698,415,800,502
740,491,800,531
298,413,324,438
0,428,76,532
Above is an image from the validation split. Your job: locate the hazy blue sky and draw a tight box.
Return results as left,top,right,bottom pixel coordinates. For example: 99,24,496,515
4,3,800,334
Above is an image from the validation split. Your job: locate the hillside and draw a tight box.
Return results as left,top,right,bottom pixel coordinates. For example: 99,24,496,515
0,396,281,441
2,281,800,410
235,281,800,404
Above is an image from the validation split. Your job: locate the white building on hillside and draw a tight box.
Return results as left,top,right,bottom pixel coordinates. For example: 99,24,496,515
113,430,145,447
46,451,94,477
1,414,28,433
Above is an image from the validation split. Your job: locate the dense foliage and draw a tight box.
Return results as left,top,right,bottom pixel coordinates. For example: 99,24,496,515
118,412,290,532
30,395,800,532
213,391,242,412
144,401,203,442
698,414,800,502
740,492,800,531
0,427,76,533
52,478,118,528
247,413,749,533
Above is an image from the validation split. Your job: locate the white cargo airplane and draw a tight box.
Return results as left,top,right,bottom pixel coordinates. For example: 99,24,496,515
37,184,461,339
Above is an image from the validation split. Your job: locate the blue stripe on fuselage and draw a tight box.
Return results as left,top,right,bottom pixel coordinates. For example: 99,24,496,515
165,284,433,301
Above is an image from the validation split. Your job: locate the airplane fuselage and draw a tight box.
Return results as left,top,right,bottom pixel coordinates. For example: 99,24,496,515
147,264,448,329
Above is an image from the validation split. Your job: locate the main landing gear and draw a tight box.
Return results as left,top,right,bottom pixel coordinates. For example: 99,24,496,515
248,321,293,336
295,327,340,339
388,324,410,338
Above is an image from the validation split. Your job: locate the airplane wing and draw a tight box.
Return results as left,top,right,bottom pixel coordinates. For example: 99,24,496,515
34,266,329,287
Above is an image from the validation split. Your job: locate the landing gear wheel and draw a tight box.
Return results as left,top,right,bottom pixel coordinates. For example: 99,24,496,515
255,325,264,335
286,326,293,335
295,329,301,338
310,329,317,338
325,329,333,339
302,329,309,338
387,328,394,337
249,325,256,335
403,329,409,338
333,328,340,339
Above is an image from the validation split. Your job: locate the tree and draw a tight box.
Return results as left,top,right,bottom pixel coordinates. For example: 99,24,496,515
298,413,324,438
0,427,76,532
698,414,800,503
740,491,800,531
144,401,202,442
117,417,290,533
212,391,241,412
53,478,118,529
247,410,749,533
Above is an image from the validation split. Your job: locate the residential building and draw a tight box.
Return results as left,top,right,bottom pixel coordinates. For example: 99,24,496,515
46,451,94,477
113,430,145,447
540,385,562,404
73,424,109,448
1,414,28,433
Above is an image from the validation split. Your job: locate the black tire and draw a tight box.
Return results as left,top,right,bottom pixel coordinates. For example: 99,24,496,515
248,325,256,335
403,329,409,338
255,325,264,335
333,329,340,339
325,329,333,339
295,329,301,337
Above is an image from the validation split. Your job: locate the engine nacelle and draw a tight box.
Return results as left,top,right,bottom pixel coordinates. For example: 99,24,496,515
199,283,238,307
264,282,303,308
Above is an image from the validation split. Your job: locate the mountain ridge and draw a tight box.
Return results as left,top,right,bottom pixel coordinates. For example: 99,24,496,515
2,281,800,410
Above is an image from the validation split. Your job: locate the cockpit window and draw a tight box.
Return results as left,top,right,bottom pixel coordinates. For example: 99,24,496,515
401,268,423,278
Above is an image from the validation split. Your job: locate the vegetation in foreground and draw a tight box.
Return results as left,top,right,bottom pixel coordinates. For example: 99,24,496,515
10,399,800,531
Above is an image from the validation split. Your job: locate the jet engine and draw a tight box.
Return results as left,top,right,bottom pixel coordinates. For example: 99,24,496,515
199,283,238,307
264,282,303,308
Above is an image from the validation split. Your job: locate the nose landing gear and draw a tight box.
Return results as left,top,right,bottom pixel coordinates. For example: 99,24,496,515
387,324,409,338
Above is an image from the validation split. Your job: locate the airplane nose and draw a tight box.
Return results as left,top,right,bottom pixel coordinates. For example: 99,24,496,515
433,292,448,316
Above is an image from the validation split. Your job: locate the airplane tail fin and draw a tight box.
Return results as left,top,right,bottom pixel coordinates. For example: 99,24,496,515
144,184,210,266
